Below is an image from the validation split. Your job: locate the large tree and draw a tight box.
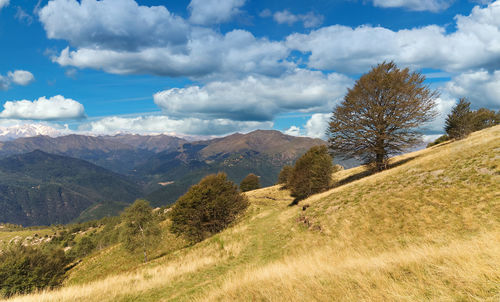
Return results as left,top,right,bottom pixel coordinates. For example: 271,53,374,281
327,62,438,171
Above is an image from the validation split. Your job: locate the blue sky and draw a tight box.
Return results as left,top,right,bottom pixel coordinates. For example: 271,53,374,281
0,0,499,139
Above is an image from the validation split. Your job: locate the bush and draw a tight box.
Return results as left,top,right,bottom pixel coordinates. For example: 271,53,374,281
288,145,333,201
170,173,248,242
427,134,450,148
68,236,96,259
0,245,69,298
240,173,260,192
277,165,293,186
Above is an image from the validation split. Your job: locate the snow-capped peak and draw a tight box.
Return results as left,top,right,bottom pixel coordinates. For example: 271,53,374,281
0,124,68,141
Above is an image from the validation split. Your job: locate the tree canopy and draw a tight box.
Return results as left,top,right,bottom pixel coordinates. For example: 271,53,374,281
327,62,438,171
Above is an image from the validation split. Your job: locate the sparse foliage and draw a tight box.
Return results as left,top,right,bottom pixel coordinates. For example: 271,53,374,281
121,199,161,263
240,173,261,192
170,173,248,243
327,62,438,171
288,145,333,201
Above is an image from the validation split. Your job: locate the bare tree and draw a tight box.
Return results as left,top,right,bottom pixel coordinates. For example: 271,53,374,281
327,62,438,171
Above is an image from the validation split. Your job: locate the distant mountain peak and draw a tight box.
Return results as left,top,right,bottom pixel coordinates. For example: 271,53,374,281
0,124,67,141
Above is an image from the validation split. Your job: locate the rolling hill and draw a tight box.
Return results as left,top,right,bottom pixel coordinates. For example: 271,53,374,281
7,126,499,301
0,150,143,226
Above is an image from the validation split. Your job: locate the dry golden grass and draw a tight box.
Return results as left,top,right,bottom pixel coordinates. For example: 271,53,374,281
4,125,500,302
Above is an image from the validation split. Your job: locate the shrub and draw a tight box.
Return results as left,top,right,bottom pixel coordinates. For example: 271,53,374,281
427,134,450,148
277,165,293,186
240,173,260,192
288,145,333,201
0,245,69,298
68,236,96,259
170,173,248,242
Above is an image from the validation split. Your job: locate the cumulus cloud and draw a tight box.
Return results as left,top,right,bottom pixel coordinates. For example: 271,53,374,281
305,113,332,139
446,69,500,109
287,1,500,73
153,69,352,121
371,0,454,12
79,115,272,136
0,70,35,90
188,0,245,25
7,70,34,85
0,95,85,120
0,0,9,10
39,0,189,51
284,126,301,136
51,28,290,78
273,10,324,28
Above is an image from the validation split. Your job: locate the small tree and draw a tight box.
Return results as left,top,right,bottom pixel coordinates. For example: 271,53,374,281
121,199,160,263
240,173,260,192
288,145,333,201
170,173,248,242
445,98,472,140
277,165,293,186
328,62,438,171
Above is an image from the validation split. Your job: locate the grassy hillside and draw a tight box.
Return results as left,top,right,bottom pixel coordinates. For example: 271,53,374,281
6,125,499,301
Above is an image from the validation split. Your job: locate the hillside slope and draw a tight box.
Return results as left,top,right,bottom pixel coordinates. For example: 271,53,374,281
6,125,500,301
0,151,143,226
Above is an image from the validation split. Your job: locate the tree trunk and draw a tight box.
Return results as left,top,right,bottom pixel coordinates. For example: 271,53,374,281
139,225,147,263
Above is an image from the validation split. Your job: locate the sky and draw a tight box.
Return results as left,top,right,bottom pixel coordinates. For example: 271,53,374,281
0,0,499,139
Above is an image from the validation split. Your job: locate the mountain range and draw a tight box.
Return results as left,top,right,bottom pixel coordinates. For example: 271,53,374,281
0,130,348,225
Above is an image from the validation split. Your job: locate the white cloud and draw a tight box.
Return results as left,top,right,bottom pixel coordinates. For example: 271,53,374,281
51,27,290,78
188,0,245,25
0,0,9,10
7,70,34,85
79,115,272,136
0,95,85,120
284,126,301,136
39,0,189,51
446,69,500,109
371,0,454,12
0,70,35,90
272,10,324,28
287,1,500,73
305,113,332,139
153,69,352,121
